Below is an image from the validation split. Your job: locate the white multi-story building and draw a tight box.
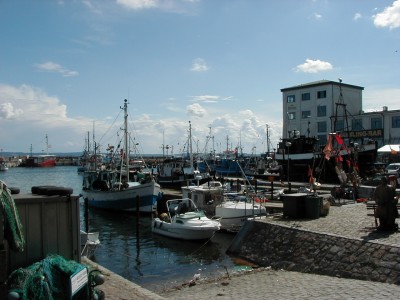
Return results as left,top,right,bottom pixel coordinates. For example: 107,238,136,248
280,80,400,149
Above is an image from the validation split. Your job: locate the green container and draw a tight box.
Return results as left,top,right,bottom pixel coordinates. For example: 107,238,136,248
305,195,321,219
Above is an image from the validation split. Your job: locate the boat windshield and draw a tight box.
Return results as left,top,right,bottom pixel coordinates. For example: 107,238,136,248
168,199,199,215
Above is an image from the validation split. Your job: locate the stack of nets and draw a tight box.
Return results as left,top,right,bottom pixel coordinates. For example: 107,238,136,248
7,254,85,300
0,180,25,252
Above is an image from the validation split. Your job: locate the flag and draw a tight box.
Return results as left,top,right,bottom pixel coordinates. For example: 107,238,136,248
335,134,344,145
323,135,333,160
308,165,314,185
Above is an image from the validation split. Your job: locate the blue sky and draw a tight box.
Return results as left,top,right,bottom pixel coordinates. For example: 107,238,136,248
0,0,399,156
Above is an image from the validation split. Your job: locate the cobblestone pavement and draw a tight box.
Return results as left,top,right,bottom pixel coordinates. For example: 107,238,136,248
90,202,400,299
263,203,400,246
160,267,400,299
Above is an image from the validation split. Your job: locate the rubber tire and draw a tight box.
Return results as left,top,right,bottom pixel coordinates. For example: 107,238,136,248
31,185,59,195
9,187,20,194
43,187,73,196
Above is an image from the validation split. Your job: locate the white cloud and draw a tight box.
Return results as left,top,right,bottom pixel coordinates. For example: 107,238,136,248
190,58,209,72
353,13,362,21
0,84,93,152
0,83,283,155
373,0,400,29
116,0,159,10
82,0,103,14
190,95,219,103
313,13,322,20
363,87,400,111
186,103,206,117
35,61,79,77
0,102,23,119
294,59,333,73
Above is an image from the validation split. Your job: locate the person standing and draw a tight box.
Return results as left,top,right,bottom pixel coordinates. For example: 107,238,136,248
373,176,398,231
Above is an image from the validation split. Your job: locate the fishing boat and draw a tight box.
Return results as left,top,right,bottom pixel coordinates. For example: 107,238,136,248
81,99,162,213
156,122,209,189
0,159,8,171
152,198,221,240
197,135,245,177
22,135,57,167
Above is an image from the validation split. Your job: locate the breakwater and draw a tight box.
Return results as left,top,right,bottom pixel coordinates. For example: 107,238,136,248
228,217,400,285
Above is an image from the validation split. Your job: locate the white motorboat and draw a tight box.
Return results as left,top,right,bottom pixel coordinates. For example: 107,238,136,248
152,198,221,240
215,196,267,232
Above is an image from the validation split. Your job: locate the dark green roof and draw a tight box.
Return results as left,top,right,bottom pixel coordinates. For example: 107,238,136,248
281,80,364,92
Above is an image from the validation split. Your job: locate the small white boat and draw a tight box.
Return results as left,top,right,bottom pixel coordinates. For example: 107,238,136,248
80,230,100,258
152,198,221,240
215,196,267,232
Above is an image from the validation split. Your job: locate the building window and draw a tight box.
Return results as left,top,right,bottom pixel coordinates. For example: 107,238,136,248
317,106,326,117
317,121,327,132
288,112,296,120
392,116,400,128
317,135,327,146
371,117,382,129
301,93,310,101
317,90,327,99
302,111,311,119
335,119,345,131
287,95,295,103
352,119,363,131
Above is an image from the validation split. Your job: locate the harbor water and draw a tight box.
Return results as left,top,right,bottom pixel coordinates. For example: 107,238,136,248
0,166,246,293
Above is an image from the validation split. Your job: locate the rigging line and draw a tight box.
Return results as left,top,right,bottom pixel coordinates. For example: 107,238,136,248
188,232,216,256
97,109,123,144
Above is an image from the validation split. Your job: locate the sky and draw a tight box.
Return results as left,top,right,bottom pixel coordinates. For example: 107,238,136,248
0,0,399,156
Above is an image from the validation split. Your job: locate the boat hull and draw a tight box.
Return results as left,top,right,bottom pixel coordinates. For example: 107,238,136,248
215,201,267,232
82,181,161,213
152,217,220,240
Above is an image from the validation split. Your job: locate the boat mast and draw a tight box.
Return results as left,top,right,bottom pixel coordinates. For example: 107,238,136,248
266,124,271,155
189,121,193,169
45,134,49,155
123,99,129,175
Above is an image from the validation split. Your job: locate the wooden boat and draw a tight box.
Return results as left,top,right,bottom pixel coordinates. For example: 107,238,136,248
152,198,221,240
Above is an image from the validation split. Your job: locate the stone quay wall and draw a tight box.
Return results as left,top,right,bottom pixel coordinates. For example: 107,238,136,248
227,220,400,285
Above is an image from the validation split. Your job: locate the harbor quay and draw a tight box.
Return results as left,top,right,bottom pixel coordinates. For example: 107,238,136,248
87,189,400,299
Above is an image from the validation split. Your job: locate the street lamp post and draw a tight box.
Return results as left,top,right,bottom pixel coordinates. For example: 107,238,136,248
286,141,292,192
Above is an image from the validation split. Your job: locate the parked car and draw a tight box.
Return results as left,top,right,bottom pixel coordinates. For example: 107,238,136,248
362,173,399,187
385,163,400,175
362,174,388,187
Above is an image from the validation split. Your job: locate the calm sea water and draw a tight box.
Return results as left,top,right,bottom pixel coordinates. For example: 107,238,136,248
0,166,244,293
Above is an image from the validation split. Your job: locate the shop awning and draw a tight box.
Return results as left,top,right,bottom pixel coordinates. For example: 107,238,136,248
377,144,400,153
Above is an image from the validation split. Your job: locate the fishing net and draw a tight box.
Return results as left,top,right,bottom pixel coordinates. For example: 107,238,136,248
0,180,25,252
7,254,85,300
